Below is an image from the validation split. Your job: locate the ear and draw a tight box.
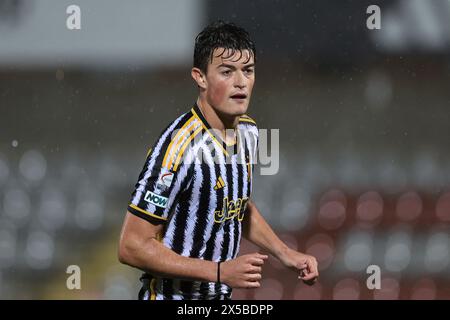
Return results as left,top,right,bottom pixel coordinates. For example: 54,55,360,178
191,67,207,90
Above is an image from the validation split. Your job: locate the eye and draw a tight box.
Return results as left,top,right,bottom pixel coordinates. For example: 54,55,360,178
222,70,232,76
244,68,254,75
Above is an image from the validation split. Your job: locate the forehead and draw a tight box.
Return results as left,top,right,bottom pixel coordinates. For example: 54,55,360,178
210,47,254,66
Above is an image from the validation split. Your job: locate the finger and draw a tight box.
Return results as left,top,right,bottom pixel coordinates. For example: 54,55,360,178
297,263,307,270
299,272,317,281
254,253,269,260
313,267,319,278
305,259,317,275
298,269,308,279
247,266,262,273
298,268,307,277
307,258,319,277
313,261,319,277
244,281,261,289
248,257,266,266
246,273,262,281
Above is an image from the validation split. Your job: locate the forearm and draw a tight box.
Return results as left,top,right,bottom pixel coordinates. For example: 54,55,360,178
120,237,217,283
242,200,290,261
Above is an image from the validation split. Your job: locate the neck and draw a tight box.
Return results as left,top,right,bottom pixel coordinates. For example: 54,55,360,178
196,97,239,145
196,97,239,130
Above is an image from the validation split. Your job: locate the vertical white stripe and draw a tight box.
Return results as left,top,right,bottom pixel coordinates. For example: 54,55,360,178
163,202,181,249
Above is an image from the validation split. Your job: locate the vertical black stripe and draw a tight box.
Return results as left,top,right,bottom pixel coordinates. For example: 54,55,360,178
220,162,233,261
161,278,172,299
170,186,191,255
180,280,194,299
189,148,211,258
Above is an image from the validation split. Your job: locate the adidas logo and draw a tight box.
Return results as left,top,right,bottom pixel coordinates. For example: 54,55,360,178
214,176,226,190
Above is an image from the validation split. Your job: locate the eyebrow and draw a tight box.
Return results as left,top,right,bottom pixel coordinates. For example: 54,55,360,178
217,63,255,69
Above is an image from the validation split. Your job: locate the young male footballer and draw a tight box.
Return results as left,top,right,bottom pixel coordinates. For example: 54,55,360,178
118,20,319,300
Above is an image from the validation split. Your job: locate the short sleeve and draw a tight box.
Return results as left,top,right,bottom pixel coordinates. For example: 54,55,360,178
127,120,195,225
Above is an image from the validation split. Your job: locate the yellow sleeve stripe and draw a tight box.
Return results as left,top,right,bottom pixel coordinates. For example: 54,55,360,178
240,114,256,121
129,204,167,221
164,126,192,169
172,126,203,172
162,116,196,169
239,118,257,125
162,115,195,168
165,122,201,170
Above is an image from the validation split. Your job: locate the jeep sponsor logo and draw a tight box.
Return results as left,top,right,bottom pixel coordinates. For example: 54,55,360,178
144,191,168,208
214,196,249,223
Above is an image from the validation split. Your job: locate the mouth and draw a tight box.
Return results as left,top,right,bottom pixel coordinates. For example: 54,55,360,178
230,93,248,101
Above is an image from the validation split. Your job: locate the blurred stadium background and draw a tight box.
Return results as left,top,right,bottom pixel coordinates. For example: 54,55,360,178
1,0,450,299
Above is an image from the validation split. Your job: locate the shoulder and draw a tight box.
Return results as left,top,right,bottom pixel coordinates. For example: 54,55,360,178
154,109,203,172
160,110,196,137
152,109,199,146
238,114,259,138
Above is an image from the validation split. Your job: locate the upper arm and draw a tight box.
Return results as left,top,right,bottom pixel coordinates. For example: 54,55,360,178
118,211,164,262
121,211,164,242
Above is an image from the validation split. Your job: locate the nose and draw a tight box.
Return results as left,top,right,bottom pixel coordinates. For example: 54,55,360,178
234,71,247,89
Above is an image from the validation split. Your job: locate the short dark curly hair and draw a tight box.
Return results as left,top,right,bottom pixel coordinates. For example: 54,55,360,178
193,20,256,74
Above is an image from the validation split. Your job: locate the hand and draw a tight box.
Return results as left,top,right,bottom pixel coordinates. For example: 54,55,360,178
280,248,319,285
220,253,268,289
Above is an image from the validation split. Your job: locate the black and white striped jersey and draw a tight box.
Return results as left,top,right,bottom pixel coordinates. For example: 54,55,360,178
127,103,259,300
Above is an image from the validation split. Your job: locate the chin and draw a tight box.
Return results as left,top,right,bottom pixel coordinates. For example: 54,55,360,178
230,102,249,116
214,101,249,118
